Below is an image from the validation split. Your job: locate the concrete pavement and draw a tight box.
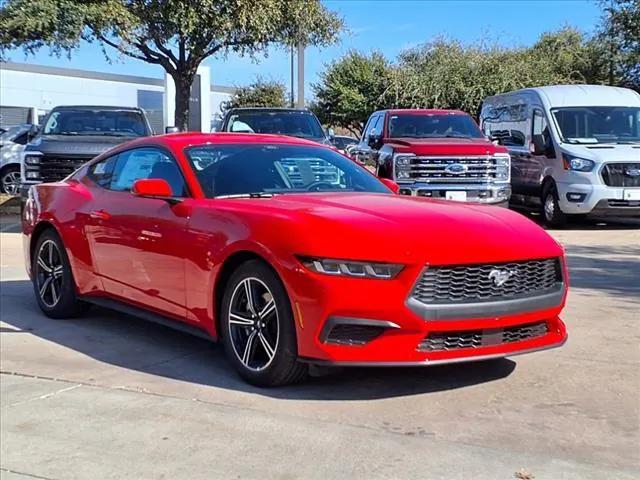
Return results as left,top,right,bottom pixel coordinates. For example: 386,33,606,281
1,216,639,479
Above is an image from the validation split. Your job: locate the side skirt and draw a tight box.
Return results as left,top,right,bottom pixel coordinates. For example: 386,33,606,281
80,296,216,342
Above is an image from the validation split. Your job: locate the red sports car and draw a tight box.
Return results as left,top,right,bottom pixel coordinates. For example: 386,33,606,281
22,133,568,386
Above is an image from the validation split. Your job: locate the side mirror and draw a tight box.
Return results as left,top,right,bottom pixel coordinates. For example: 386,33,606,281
367,129,382,149
165,126,180,134
28,124,40,139
531,134,546,155
131,178,173,198
379,178,400,194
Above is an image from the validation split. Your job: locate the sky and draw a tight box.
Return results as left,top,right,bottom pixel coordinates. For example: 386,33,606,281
5,0,603,96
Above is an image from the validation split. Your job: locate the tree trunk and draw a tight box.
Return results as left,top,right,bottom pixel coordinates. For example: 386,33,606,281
173,71,196,131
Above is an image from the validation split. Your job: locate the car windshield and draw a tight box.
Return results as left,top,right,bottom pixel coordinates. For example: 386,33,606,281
551,106,640,144
388,114,484,139
42,110,147,137
185,144,391,198
226,111,325,139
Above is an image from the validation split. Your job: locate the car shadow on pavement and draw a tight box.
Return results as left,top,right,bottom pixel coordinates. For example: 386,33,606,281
1,280,516,400
564,245,640,298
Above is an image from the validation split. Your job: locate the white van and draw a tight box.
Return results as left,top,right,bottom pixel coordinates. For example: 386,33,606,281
480,85,640,226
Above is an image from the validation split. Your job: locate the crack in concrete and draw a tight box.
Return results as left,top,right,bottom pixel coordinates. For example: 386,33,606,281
0,467,61,480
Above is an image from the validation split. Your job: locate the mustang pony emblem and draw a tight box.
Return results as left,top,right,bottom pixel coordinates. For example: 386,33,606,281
488,268,516,287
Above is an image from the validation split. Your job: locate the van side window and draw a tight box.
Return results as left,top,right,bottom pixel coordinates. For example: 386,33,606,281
481,104,527,147
532,110,553,155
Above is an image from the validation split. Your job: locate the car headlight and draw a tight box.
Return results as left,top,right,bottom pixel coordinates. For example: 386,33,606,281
24,155,41,165
493,154,510,182
563,154,595,172
298,257,404,279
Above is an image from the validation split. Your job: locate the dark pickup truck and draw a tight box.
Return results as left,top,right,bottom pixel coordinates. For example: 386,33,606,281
21,105,153,198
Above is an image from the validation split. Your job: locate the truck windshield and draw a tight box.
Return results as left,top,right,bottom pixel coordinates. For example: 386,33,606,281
388,114,484,139
185,144,390,198
226,111,325,140
42,110,147,137
551,107,640,144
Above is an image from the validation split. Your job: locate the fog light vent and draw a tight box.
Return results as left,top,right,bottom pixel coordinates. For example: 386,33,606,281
325,324,386,346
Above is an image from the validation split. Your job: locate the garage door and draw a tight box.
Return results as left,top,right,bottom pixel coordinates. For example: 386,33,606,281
0,106,31,127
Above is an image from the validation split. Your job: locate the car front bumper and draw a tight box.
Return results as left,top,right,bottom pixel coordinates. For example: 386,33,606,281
557,181,640,216
397,183,511,205
284,261,568,366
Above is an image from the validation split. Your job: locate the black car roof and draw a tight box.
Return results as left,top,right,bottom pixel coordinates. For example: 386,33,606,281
50,105,144,112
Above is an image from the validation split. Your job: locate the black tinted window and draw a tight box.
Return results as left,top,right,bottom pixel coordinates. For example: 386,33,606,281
226,111,324,139
43,110,147,137
388,114,483,139
185,144,391,198
109,148,187,196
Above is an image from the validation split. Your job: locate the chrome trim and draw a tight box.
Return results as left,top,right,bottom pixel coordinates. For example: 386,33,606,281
406,284,565,320
301,336,567,366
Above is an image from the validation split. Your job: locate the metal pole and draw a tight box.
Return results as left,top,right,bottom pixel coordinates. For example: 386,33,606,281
290,45,295,107
297,43,305,108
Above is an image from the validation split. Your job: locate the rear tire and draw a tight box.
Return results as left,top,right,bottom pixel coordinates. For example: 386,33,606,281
32,229,86,319
220,260,308,387
541,182,567,228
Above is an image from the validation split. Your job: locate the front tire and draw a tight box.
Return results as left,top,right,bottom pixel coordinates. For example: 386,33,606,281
0,165,21,195
32,229,86,318
220,260,307,387
541,183,567,228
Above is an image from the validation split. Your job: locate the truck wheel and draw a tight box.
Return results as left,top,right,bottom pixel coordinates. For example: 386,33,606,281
541,183,567,228
0,165,21,195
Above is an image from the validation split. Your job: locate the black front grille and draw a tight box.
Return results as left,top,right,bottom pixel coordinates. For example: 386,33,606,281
412,258,562,305
325,324,386,346
417,321,548,352
601,163,640,187
39,156,92,182
608,199,640,207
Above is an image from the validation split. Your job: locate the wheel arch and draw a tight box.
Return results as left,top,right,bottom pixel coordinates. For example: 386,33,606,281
213,250,287,339
29,220,60,265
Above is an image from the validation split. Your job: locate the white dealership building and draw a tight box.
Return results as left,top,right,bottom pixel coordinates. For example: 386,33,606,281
0,61,235,133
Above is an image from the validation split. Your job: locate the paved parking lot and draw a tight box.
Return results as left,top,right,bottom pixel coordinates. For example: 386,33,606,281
1,215,639,479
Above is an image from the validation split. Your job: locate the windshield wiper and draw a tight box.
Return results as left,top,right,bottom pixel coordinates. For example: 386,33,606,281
215,192,275,199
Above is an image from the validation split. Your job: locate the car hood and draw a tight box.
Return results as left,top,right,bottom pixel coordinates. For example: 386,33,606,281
221,193,562,266
385,137,507,156
25,134,140,156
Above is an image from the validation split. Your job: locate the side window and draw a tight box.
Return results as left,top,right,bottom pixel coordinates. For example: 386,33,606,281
533,110,552,147
482,103,527,147
363,114,381,141
110,148,187,196
87,155,118,189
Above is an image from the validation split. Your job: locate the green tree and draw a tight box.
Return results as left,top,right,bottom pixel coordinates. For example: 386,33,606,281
223,77,288,110
0,0,343,131
311,51,392,136
598,0,639,89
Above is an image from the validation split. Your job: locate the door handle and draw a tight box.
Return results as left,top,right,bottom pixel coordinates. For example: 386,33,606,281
90,210,110,221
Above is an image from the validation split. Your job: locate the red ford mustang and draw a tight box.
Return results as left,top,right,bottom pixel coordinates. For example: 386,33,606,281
22,133,568,386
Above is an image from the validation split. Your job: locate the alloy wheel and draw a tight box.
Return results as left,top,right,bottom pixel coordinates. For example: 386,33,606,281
544,193,555,222
1,169,21,195
35,240,64,308
228,277,279,371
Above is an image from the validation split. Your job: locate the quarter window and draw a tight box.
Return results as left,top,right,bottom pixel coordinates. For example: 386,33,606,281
87,155,118,188
109,148,187,196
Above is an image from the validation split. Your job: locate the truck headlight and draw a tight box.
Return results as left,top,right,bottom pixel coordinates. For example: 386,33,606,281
26,171,41,179
563,154,595,172
393,153,415,182
494,154,510,182
25,155,42,165
298,257,404,279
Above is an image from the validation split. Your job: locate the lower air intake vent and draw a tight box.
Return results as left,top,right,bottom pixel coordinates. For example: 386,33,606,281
418,322,548,352
325,324,386,346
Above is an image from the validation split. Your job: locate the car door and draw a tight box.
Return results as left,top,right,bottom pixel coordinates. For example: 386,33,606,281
524,108,555,194
354,114,381,168
85,147,190,319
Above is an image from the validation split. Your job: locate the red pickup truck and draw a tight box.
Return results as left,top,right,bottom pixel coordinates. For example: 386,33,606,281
351,109,511,206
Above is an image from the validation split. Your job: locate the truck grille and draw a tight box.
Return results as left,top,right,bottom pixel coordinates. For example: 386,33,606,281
403,156,498,183
39,156,92,183
417,321,548,351
601,163,640,187
412,258,562,305
279,158,340,188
